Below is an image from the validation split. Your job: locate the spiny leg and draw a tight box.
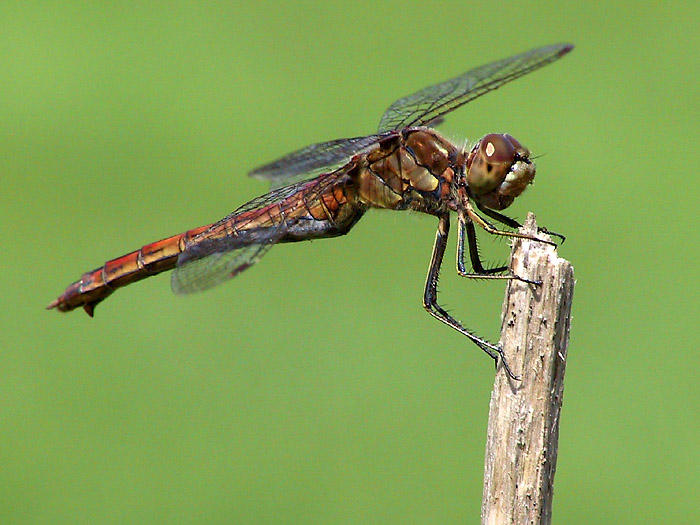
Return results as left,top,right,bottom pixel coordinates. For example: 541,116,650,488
423,214,519,379
457,215,508,277
464,200,557,248
456,216,539,285
475,202,565,244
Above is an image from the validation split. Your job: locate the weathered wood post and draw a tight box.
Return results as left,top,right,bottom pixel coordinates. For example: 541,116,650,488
481,213,575,525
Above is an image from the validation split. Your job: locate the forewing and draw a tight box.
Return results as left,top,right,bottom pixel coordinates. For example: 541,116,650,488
249,134,387,189
378,43,573,132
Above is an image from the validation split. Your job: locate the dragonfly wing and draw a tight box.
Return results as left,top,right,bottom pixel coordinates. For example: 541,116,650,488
249,134,387,189
378,43,573,132
170,180,310,294
171,171,348,295
171,225,285,295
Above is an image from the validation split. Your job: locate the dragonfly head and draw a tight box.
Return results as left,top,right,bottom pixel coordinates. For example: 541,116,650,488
466,133,535,210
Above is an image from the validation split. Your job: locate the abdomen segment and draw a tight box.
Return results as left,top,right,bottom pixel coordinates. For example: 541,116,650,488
47,224,211,316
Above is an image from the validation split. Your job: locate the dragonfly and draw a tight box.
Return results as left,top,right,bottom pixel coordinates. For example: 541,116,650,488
48,43,573,378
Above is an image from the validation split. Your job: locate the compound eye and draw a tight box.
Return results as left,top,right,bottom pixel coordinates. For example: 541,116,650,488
504,134,522,149
504,134,530,157
467,134,516,194
481,133,516,163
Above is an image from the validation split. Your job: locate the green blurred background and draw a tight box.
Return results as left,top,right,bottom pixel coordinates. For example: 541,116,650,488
2,1,697,523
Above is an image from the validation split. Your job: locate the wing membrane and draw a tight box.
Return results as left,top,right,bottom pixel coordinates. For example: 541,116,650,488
171,227,285,294
171,171,346,294
249,134,387,189
378,43,573,132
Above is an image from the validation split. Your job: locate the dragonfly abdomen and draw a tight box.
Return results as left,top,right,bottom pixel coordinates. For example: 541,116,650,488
49,174,365,315
47,224,212,316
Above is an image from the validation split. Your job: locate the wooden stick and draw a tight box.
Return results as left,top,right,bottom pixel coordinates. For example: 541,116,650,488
481,213,575,525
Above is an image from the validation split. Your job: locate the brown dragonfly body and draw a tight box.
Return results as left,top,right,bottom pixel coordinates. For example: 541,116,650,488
49,44,573,377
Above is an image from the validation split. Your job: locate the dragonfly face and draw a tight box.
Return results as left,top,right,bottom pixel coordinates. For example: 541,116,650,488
49,44,573,377
465,133,535,211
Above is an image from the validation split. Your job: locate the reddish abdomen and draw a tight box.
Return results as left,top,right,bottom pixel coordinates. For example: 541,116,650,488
47,224,212,316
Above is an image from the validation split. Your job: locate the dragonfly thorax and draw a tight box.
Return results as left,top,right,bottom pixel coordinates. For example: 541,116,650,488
466,133,535,210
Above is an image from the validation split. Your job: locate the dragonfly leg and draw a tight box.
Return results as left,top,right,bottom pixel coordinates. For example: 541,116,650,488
465,201,558,249
423,214,519,379
475,203,566,244
456,216,540,286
